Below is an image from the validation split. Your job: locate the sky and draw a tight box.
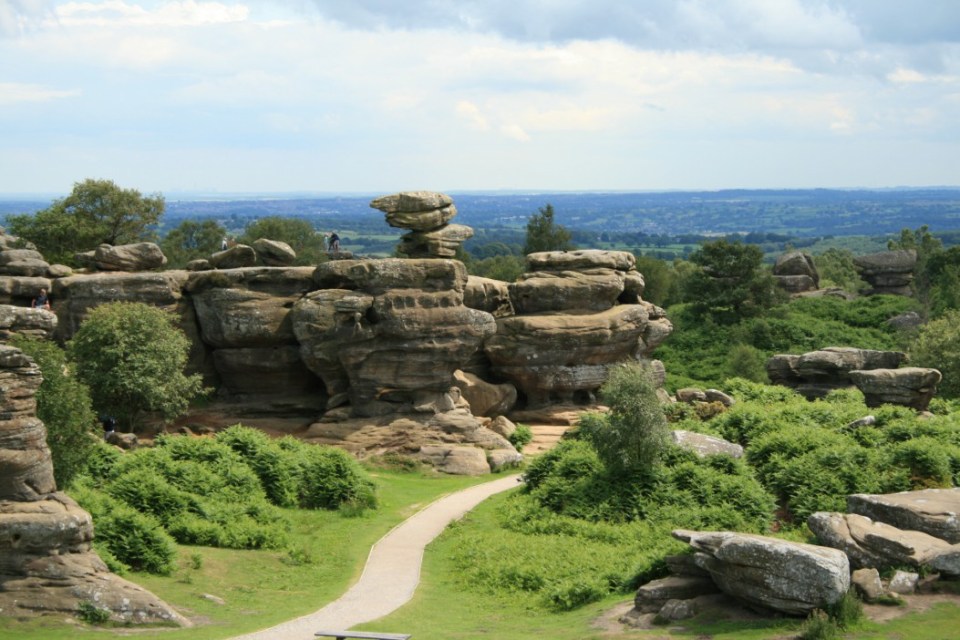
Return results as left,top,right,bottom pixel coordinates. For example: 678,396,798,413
1,0,959,196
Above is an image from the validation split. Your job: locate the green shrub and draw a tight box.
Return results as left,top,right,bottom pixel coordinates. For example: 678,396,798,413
77,601,111,625
544,577,608,611
508,424,533,450
279,437,378,511
828,589,863,629
910,309,960,398
92,501,177,575
725,343,769,382
800,609,839,640
888,437,956,487
217,425,301,508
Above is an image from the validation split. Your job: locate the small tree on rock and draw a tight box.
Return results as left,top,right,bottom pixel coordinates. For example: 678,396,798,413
69,302,206,431
523,203,574,255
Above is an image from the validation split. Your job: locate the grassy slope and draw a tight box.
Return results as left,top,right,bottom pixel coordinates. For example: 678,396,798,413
0,470,492,640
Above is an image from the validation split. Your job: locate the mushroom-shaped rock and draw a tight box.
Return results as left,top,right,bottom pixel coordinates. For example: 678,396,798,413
370,191,457,231
849,367,941,411
673,529,850,616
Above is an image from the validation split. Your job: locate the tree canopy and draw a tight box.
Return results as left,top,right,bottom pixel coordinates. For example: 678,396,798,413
160,219,226,268
685,239,781,322
523,204,574,255
238,216,328,265
68,302,206,431
7,178,164,266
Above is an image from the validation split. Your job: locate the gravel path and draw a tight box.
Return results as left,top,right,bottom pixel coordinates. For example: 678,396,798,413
231,473,523,640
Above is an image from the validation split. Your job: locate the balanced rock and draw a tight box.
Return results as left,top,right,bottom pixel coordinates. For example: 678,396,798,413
0,346,187,624
398,224,474,259
847,488,960,544
854,250,917,296
370,192,472,259
252,238,297,266
849,367,941,411
773,251,819,293
673,529,850,616
93,242,167,271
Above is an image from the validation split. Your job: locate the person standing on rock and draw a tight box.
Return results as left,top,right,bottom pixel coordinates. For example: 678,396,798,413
327,231,340,253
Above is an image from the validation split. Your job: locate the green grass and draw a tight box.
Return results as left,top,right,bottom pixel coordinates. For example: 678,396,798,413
0,469,493,640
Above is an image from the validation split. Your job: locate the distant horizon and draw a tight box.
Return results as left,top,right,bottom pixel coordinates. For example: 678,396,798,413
3,184,960,203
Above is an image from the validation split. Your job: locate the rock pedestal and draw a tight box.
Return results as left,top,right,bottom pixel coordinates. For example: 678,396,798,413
484,250,672,407
773,250,819,293
370,191,474,258
766,347,907,399
0,345,187,624
854,250,917,296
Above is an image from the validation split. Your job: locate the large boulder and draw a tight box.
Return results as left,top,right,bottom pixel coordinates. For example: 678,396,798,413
209,244,257,269
774,251,819,286
673,529,850,616
808,511,956,572
847,488,960,544
370,191,456,231
453,369,517,417
464,275,514,317
854,250,917,296
0,304,57,340
766,347,907,399
252,238,297,266
398,224,474,259
93,242,167,271
0,346,187,624
510,269,626,314
671,430,743,459
0,276,53,306
849,367,942,411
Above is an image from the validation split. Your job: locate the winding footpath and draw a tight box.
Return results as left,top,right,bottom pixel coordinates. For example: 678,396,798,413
231,473,523,640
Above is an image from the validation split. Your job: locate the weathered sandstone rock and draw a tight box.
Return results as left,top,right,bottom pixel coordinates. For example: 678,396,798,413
453,370,517,417
0,304,57,341
774,251,819,290
464,275,514,317
0,276,52,305
210,244,257,269
854,250,917,296
634,575,719,613
673,529,850,616
671,430,743,459
849,367,941,411
766,347,907,399
847,488,960,544
252,238,297,266
93,242,167,271
398,224,474,259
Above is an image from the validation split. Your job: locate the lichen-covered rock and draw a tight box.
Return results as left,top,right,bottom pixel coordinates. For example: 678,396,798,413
671,430,743,459
849,367,942,411
673,529,850,616
0,346,187,625
93,242,167,271
510,269,626,314
766,347,907,399
807,511,954,571
847,488,960,544
634,575,719,613
854,249,917,296
774,251,819,286
775,274,817,293
252,238,296,266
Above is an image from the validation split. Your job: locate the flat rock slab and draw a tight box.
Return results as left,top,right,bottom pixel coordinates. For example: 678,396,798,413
848,488,960,544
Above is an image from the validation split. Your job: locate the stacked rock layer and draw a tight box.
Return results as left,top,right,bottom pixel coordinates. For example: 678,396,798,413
370,191,474,258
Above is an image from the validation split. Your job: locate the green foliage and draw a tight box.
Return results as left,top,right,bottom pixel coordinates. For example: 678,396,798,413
68,302,207,431
507,424,533,450
7,178,164,266
523,204,574,255
725,343,769,382
814,248,862,292
578,363,669,475
276,436,378,512
633,255,674,306
685,239,782,322
159,219,226,268
800,609,839,640
77,601,111,625
216,425,301,508
910,309,960,398
466,254,526,282
10,338,98,488
238,216,328,265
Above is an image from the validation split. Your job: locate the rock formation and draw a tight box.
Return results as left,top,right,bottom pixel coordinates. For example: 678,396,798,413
90,242,167,272
484,250,672,406
766,347,907,399
847,488,960,544
671,529,850,616
0,305,57,341
0,345,186,624
849,367,942,411
773,250,819,293
854,249,917,296
369,191,474,258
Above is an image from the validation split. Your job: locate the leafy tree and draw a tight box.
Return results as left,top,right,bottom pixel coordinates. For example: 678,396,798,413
7,179,164,266
467,254,526,282
68,302,207,431
685,239,781,322
926,246,960,317
888,225,943,311
10,338,98,488
910,309,960,398
633,255,674,306
160,219,226,268
814,248,862,292
238,216,328,265
578,362,669,475
523,204,574,255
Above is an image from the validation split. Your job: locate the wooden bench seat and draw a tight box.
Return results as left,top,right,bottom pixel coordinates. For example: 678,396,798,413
315,631,411,640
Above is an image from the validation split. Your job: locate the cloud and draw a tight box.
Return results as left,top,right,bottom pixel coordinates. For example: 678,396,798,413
0,82,80,104
0,0,55,35
54,0,249,27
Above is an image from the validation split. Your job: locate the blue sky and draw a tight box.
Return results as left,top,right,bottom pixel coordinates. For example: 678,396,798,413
1,0,959,195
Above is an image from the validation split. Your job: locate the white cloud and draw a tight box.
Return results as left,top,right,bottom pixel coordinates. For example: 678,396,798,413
456,101,490,131
0,82,80,104
54,0,248,27
499,123,530,142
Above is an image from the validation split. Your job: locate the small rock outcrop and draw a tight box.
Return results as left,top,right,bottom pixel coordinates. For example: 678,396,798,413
252,238,297,266
209,244,257,269
484,250,671,406
849,367,942,411
766,347,906,399
672,529,850,616
773,250,819,293
671,430,743,459
0,346,187,624
847,488,960,544
370,191,473,259
91,242,167,272
0,304,57,340
854,249,917,296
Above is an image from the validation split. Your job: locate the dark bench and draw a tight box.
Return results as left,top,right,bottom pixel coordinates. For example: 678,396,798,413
315,631,411,640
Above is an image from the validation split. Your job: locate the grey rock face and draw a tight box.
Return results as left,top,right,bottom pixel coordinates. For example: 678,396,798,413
673,529,850,616
671,430,743,459
93,243,167,271
847,488,960,544
854,250,917,296
849,367,942,411
773,251,819,293
0,304,57,340
210,244,257,269
766,347,907,399
252,238,297,266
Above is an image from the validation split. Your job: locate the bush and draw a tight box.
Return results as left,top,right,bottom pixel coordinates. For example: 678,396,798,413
217,425,301,508
68,302,207,431
276,436,378,511
77,601,111,625
911,309,960,398
508,424,533,450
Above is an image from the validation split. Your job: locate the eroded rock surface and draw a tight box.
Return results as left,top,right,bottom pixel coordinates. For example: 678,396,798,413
847,488,960,544
849,367,942,411
766,347,907,399
773,250,819,293
0,345,187,624
854,249,917,296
